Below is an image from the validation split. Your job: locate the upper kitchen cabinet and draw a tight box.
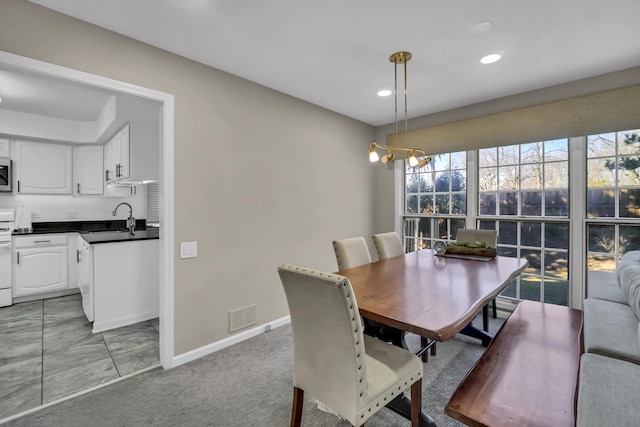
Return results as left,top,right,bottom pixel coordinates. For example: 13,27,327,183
73,145,104,196
13,141,73,195
104,122,156,186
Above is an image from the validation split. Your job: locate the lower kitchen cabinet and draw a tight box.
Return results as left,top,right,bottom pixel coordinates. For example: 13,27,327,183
13,234,69,297
81,238,159,333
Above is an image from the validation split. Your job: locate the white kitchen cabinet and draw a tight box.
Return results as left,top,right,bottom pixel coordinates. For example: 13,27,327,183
73,145,104,196
104,124,130,184
13,141,73,194
84,239,158,332
14,234,69,297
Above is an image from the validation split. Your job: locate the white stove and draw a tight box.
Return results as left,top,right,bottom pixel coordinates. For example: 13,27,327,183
0,208,15,307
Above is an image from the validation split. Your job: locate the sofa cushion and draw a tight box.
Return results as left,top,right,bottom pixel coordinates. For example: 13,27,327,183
617,251,640,284
583,298,640,364
587,270,626,304
619,265,640,319
577,353,640,427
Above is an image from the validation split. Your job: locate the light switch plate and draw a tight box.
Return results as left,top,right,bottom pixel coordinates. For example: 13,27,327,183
180,241,198,259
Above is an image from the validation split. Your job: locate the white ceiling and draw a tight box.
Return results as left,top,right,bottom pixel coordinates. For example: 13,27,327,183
11,0,640,126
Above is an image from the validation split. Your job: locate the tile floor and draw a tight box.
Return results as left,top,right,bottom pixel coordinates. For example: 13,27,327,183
0,293,160,420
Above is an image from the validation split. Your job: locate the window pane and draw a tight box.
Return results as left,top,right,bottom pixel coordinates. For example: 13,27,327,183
544,161,569,188
544,139,568,161
435,171,450,192
587,158,615,187
520,164,542,189
479,193,497,215
406,195,418,213
521,222,541,247
544,278,568,305
618,131,640,155
432,153,450,171
499,145,519,165
451,194,466,214
498,166,519,190
620,225,640,254
451,170,466,191
419,195,433,214
587,189,615,218
620,189,640,218
499,192,518,215
587,254,616,272
479,148,497,167
479,220,496,231
436,195,450,214
545,190,568,216
545,250,568,279
521,249,542,276
520,276,541,301
498,221,517,245
451,219,466,238
501,278,517,298
451,151,467,169
521,191,542,216
618,159,640,186
498,247,517,257
521,142,543,164
479,167,497,191
438,218,448,239
587,133,615,157
588,224,615,253
545,223,569,250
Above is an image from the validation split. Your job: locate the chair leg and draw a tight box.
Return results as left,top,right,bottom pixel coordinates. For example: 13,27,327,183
411,378,422,427
431,342,437,356
291,387,304,427
492,298,497,318
482,305,489,332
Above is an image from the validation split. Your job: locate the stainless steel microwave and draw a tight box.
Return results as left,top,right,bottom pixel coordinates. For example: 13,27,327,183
0,158,12,192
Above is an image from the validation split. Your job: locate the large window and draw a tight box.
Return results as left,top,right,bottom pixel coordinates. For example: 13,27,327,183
587,129,640,271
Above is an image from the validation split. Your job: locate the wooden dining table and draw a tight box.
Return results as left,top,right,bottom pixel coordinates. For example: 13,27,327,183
336,249,528,426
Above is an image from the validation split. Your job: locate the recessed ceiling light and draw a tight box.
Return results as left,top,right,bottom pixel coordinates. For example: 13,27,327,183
471,21,492,34
377,89,392,97
480,54,502,64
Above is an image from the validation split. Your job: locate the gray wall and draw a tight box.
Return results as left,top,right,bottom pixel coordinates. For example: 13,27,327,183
0,0,376,355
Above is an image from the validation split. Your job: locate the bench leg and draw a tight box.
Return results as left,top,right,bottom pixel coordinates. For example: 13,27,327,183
483,305,489,332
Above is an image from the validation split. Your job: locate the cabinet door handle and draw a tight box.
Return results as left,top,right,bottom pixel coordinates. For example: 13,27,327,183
116,164,121,178
17,252,19,265
77,249,81,263
77,183,81,194
34,240,51,244
105,170,110,182
17,180,20,193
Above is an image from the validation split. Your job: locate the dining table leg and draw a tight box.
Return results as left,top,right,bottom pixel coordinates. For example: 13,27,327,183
386,394,437,427
459,323,493,347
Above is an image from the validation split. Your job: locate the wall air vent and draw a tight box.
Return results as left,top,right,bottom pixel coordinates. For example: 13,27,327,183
229,303,257,333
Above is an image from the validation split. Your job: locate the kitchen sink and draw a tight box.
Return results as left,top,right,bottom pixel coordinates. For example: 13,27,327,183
83,229,129,234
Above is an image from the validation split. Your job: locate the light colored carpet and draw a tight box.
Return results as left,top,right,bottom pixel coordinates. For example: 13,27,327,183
2,316,502,427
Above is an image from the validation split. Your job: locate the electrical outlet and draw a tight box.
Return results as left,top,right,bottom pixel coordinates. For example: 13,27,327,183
66,210,78,219
180,241,198,259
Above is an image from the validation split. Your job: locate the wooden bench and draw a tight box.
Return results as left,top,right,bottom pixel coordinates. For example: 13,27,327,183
445,300,583,427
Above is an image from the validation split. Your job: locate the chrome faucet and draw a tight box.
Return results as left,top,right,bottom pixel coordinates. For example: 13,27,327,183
112,202,135,235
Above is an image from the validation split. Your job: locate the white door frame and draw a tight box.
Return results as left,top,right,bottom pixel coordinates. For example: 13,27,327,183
0,50,176,368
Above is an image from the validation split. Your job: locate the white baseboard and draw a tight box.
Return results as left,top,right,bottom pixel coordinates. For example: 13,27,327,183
171,315,291,368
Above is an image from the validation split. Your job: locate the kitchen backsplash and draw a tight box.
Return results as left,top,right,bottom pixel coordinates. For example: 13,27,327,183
0,189,147,222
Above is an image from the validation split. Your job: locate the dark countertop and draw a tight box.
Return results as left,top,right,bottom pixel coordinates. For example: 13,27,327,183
13,219,148,235
80,228,159,244
13,220,159,244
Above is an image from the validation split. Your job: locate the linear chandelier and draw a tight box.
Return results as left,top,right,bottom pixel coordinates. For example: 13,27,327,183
369,51,431,168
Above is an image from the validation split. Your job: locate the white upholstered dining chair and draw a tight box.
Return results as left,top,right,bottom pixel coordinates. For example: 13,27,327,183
371,232,404,260
278,264,423,427
456,228,499,329
332,236,372,270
